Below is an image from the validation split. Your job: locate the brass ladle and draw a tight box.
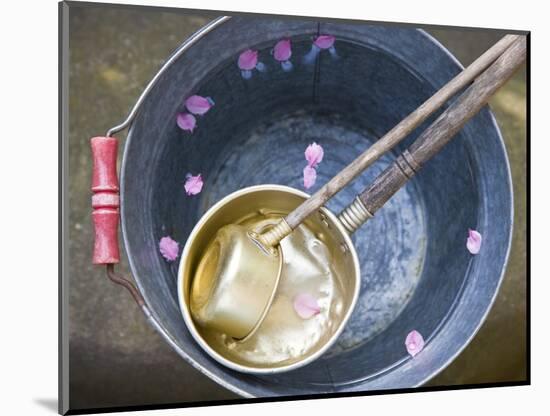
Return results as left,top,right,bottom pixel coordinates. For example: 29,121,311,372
189,34,525,340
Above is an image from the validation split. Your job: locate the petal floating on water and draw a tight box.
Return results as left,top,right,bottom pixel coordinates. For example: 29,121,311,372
293,293,321,319
238,49,258,70
405,330,425,357
274,38,292,62
305,142,324,168
303,165,317,189
176,112,196,133
184,173,204,196
185,95,214,115
159,236,179,262
466,229,482,254
314,35,336,49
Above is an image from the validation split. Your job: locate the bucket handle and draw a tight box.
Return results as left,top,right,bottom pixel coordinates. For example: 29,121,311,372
89,17,233,314
90,135,147,306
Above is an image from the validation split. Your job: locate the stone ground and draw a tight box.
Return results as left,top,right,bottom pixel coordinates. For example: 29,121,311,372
66,4,527,411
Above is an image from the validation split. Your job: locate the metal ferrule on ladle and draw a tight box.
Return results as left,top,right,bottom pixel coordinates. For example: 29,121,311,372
337,197,374,234
260,194,374,244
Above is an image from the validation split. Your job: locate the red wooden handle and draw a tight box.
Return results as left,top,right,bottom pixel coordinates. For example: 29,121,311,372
91,136,120,264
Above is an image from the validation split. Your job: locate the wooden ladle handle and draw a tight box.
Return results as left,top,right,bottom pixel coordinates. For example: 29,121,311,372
287,35,520,227
259,34,521,248
338,35,526,234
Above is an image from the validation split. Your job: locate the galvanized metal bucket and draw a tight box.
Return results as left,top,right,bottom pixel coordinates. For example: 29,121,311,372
110,16,512,396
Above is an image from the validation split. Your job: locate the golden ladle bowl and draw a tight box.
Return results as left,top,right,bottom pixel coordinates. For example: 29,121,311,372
187,183,368,341
178,185,360,373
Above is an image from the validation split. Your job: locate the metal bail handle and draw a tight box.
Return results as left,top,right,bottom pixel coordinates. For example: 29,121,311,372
91,135,148,308
87,17,231,316
90,16,233,263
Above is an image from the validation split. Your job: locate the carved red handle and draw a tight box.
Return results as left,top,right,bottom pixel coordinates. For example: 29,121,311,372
91,136,120,264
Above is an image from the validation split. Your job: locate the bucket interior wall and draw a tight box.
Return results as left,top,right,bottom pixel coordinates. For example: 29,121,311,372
121,17,512,395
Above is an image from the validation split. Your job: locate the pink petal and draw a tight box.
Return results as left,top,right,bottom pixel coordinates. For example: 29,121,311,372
293,293,321,319
159,236,179,262
305,142,324,168
314,35,335,50
273,39,292,62
176,112,196,132
303,165,317,189
238,49,258,70
185,95,214,115
466,229,482,254
405,330,425,357
184,173,204,196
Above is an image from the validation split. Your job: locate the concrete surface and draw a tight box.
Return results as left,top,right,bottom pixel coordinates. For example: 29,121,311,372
66,4,527,411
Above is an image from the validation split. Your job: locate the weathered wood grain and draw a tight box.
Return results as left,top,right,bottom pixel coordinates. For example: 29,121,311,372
359,36,526,215
283,34,521,230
